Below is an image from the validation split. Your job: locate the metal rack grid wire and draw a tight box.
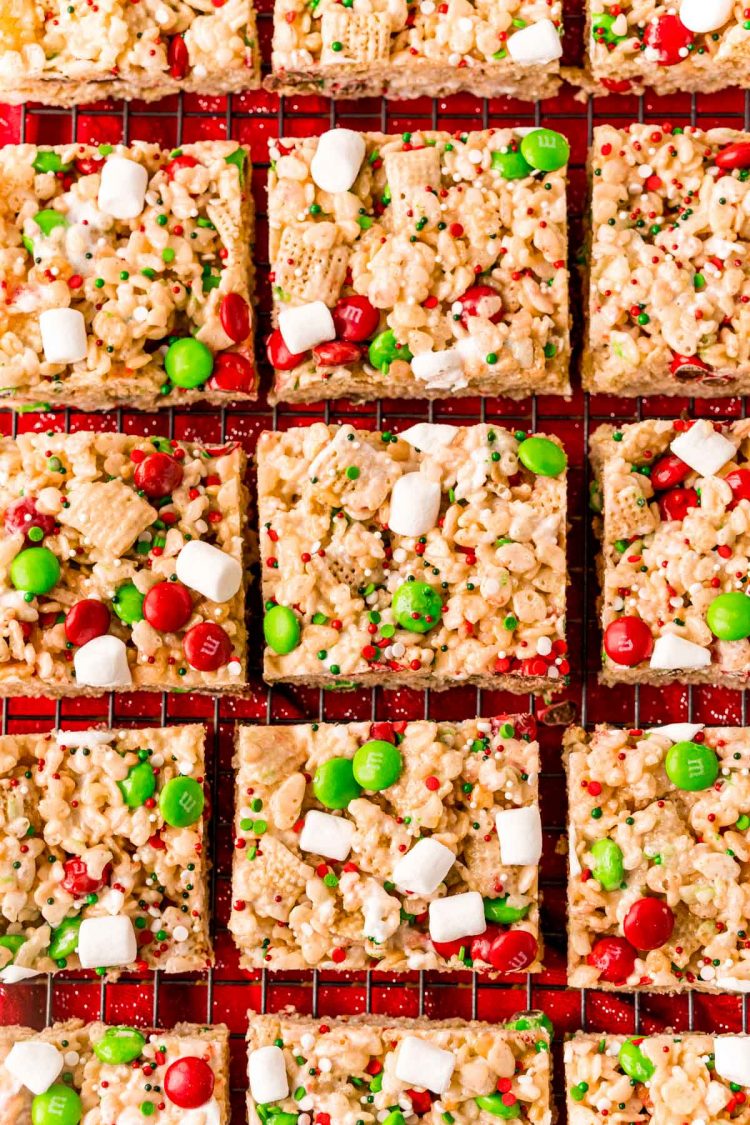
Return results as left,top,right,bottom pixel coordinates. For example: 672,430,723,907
4,6,750,1116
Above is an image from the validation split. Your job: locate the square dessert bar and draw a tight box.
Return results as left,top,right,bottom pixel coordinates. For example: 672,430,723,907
592,418,750,688
0,141,255,411
247,1013,552,1124
585,124,750,397
584,3,750,97
257,422,568,691
566,1032,750,1125
565,723,750,993
230,717,543,973
0,725,211,981
0,1021,229,1121
0,0,259,104
0,430,248,696
266,128,570,404
267,2,563,100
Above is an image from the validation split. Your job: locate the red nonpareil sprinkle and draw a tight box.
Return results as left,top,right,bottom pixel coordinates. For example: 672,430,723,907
588,781,602,796
425,775,440,790
331,947,346,963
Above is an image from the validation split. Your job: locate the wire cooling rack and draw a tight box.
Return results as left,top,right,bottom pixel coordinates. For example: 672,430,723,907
5,0,750,1119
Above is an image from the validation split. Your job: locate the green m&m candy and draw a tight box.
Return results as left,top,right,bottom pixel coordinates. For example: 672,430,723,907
352,740,403,790
382,1113,407,1125
570,1082,589,1102
10,547,60,595
368,329,412,374
31,1084,82,1125
618,1039,655,1083
0,934,26,961
491,148,533,180
32,151,71,174
518,436,566,478
590,838,624,891
263,605,300,654
707,591,750,640
313,757,362,809
33,209,69,236
520,128,570,173
592,12,626,44
164,338,214,389
93,1026,146,1065
118,761,156,808
484,895,531,924
505,1011,553,1036
665,740,719,792
261,1116,297,1125
48,916,82,961
159,776,204,827
475,1093,520,1118
391,580,442,633
113,582,144,624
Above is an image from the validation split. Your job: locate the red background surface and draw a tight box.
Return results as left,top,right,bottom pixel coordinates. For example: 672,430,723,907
2,0,750,1119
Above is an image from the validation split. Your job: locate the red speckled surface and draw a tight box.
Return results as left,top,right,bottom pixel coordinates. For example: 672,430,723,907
2,0,750,1120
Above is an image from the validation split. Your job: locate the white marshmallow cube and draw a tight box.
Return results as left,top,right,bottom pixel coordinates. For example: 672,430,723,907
670,420,736,478
176,539,242,603
411,348,465,390
0,966,41,984
299,810,354,862
645,723,704,743
679,0,733,33
77,914,137,968
507,18,563,65
278,301,336,355
248,1045,289,1104
74,634,132,689
388,473,441,537
395,1036,455,1094
310,129,366,194
4,1040,64,1095
398,424,457,454
714,1037,750,1087
98,156,149,220
649,634,711,671
428,891,486,944
39,308,88,365
496,805,543,866
392,838,455,896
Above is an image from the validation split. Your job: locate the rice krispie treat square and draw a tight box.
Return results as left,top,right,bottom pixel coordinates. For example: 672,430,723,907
591,418,750,688
0,0,259,105
247,1013,552,1125
0,430,248,696
266,128,571,404
584,3,750,97
0,1021,90,1120
0,141,256,411
566,723,750,993
566,1032,750,1124
0,725,211,981
585,124,750,397
229,716,543,973
267,2,563,100
257,422,568,692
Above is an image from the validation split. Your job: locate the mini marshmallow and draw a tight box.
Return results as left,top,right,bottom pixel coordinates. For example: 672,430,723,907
310,129,366,194
679,0,733,33
714,1037,750,1087
74,634,132,689
55,729,114,749
395,1036,455,1094
568,824,581,877
248,1045,289,1104
278,301,336,355
411,348,465,390
0,966,40,984
182,1099,222,1125
506,18,563,65
39,308,88,365
646,723,705,743
496,805,543,866
388,473,441,537
4,1040,64,1096
649,634,711,671
716,977,750,993
398,423,457,454
392,838,455,896
77,914,137,968
670,419,736,478
428,891,486,944
299,810,354,862
175,539,242,603
98,156,149,220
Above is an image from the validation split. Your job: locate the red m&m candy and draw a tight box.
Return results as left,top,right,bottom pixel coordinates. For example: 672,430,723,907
456,284,503,327
603,617,653,667
623,897,675,950
64,599,111,647
4,497,56,542
650,453,690,491
164,1057,215,1109
313,341,361,366
658,487,697,522
470,926,538,972
715,141,750,171
266,329,307,371
332,295,379,342
726,469,750,503
219,293,250,343
167,34,189,80
62,856,111,897
587,936,637,983
134,452,183,498
207,352,254,394
165,153,199,180
143,581,193,633
183,622,233,671
643,14,693,66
